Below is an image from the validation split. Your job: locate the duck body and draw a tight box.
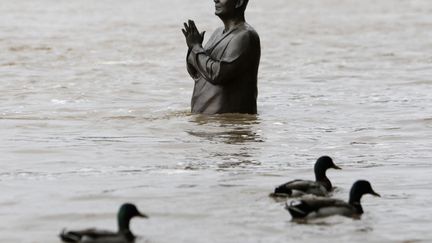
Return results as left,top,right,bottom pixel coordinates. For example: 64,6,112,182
272,156,341,198
273,179,328,197
60,229,134,243
60,203,147,243
287,197,359,219
286,180,380,219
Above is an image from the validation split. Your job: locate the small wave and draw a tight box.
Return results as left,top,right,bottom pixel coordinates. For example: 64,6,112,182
97,59,165,67
0,166,152,181
8,45,52,52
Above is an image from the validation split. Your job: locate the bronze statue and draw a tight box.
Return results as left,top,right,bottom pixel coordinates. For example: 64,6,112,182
182,0,261,114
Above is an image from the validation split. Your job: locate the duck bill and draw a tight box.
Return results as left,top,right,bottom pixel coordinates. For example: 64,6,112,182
370,190,381,197
138,212,149,218
332,165,342,170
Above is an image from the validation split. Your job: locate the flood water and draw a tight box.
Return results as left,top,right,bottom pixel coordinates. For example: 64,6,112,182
1,0,432,242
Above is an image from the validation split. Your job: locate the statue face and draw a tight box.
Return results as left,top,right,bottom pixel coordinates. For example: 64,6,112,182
214,0,238,17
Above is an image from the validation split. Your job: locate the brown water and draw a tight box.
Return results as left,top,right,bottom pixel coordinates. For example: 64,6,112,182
0,0,431,242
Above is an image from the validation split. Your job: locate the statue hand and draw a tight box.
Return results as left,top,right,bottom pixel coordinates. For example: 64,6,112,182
182,20,205,49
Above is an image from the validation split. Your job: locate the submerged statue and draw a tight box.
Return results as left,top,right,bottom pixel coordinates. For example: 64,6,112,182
182,0,261,114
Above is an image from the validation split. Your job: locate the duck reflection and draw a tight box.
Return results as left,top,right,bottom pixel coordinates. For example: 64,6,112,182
186,114,264,169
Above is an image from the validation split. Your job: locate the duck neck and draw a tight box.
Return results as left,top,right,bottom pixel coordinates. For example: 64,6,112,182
315,168,331,191
349,190,364,214
118,215,131,233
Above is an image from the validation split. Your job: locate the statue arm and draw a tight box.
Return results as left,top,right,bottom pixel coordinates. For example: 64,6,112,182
187,32,252,85
186,48,200,80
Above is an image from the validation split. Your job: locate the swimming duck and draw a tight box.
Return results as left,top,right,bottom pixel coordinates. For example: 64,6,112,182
60,203,148,243
271,156,341,197
286,180,380,219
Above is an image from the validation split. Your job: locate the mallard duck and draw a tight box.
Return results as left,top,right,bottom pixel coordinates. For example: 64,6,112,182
286,180,380,219
60,203,148,243
271,156,341,197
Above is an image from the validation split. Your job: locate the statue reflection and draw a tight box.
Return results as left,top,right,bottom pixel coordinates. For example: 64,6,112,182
186,113,264,169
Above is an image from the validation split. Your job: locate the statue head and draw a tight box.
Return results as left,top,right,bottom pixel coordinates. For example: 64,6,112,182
214,0,249,18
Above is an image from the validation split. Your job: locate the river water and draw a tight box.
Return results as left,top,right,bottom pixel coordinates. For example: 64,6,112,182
0,0,431,242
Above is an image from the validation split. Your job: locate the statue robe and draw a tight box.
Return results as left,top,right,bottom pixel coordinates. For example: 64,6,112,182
186,22,261,114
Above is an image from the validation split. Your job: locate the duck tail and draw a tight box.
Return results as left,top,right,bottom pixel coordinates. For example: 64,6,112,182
274,185,292,195
59,229,81,243
285,201,310,218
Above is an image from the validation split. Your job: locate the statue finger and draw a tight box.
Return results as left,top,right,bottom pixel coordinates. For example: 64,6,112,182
183,22,190,32
188,20,198,33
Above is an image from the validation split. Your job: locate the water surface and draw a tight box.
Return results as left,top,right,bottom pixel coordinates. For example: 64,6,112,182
0,0,431,242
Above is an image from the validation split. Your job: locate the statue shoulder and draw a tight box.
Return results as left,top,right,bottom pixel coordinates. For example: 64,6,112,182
221,24,260,62
242,23,260,39
231,24,260,47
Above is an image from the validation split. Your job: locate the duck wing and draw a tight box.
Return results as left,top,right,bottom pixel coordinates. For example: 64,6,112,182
301,197,347,208
287,197,354,219
60,228,117,242
274,180,327,197
81,234,132,243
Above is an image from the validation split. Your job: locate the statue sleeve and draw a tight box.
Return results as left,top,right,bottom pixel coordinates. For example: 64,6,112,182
186,48,200,80
187,31,254,85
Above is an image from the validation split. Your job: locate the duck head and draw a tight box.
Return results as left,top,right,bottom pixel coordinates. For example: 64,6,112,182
117,203,148,232
348,180,380,214
314,156,341,191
